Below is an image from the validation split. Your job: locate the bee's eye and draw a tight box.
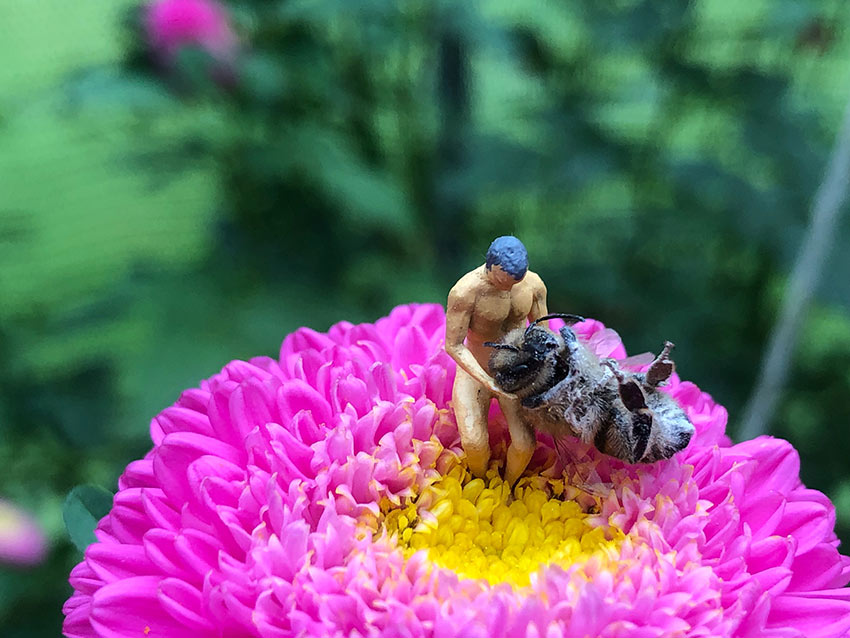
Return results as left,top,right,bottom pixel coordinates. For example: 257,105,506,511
514,363,529,374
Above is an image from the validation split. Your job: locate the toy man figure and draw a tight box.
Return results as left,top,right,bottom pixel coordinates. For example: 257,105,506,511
445,236,549,487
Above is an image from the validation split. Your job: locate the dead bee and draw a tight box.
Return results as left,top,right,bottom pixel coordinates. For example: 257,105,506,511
484,314,694,464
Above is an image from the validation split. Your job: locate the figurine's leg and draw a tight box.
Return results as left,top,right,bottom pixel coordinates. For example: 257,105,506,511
452,368,492,478
500,396,536,488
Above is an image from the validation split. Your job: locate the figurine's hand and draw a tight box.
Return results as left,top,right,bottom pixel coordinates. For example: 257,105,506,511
492,386,518,401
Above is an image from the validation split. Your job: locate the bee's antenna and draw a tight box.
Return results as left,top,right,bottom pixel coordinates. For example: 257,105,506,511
527,313,585,331
483,342,520,352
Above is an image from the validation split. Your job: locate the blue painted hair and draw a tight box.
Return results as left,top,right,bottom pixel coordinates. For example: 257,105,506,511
485,236,528,280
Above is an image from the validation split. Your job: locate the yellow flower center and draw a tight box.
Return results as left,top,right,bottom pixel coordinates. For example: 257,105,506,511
383,461,623,587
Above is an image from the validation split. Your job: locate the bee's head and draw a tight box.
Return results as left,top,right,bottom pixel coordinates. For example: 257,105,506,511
484,327,559,394
522,325,560,357
484,314,583,395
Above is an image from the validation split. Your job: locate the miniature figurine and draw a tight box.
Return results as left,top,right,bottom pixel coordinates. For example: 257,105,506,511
445,236,548,487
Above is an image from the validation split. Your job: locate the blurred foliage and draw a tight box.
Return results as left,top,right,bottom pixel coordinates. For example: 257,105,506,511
2,0,850,635
62,485,114,552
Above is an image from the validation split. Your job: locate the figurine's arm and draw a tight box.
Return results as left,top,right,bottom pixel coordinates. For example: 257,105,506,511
445,288,511,397
528,273,549,327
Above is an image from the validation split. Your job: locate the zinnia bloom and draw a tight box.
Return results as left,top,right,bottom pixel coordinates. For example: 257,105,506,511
63,304,850,637
0,498,47,566
144,0,236,62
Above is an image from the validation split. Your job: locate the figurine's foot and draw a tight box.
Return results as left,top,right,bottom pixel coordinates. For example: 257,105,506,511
465,446,491,479
504,441,534,490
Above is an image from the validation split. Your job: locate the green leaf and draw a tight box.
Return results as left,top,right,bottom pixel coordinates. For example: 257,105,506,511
62,485,113,552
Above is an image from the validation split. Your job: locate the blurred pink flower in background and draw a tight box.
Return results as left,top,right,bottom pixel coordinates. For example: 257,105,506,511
0,499,47,566
62,305,850,637
144,0,236,62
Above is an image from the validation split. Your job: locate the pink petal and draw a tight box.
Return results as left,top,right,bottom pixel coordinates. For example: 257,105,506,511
90,576,198,638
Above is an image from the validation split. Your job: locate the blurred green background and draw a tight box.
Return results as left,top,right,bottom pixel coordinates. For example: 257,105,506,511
2,0,850,635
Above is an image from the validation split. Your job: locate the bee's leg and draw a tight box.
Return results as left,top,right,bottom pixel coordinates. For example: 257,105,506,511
559,326,579,351
646,341,675,387
602,361,653,463
525,376,571,410
559,325,577,341
615,375,647,412
521,393,545,408
556,326,580,376
627,406,652,463
601,358,626,384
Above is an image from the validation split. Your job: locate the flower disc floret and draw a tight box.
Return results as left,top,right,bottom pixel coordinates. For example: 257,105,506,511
63,304,850,638
385,460,623,587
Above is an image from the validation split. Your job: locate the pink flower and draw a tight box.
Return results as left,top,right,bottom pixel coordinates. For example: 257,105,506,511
62,304,850,637
0,499,47,566
144,0,236,62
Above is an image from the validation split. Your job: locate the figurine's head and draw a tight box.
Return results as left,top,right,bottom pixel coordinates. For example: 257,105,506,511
485,236,528,289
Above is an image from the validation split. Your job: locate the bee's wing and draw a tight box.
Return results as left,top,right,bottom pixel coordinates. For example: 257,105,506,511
619,351,656,371
553,435,572,460
586,328,623,358
552,436,612,497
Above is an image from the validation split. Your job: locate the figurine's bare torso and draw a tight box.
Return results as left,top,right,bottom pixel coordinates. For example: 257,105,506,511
448,266,544,368
458,266,538,358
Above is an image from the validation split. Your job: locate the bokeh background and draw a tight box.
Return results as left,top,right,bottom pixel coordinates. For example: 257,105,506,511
2,0,850,635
